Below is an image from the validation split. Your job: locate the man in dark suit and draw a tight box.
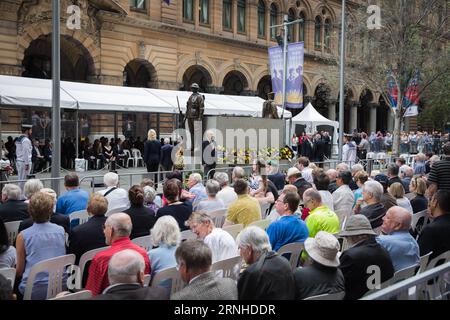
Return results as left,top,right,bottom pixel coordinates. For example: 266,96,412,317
237,226,295,300
313,133,326,164
92,249,169,300
68,194,108,265
418,190,450,261
338,215,394,300
171,240,237,300
202,130,216,180
160,138,173,172
31,139,45,173
387,163,402,187
0,184,29,222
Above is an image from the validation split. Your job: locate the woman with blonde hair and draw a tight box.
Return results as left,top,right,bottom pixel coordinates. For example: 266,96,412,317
144,129,161,186
388,182,413,214
409,176,428,213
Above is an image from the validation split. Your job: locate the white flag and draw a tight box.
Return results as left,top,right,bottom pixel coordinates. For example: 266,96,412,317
404,105,418,117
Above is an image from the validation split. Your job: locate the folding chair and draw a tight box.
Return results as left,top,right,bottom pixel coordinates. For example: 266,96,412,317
411,209,431,239
69,210,89,227
4,220,21,246
211,256,242,282
150,266,184,297
132,235,153,251
208,208,227,228
277,242,305,271
222,224,244,240
49,290,92,300
23,254,76,300
248,219,271,231
303,291,345,300
76,246,110,289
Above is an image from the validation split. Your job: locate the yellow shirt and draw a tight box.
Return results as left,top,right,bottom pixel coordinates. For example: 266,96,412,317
226,194,261,227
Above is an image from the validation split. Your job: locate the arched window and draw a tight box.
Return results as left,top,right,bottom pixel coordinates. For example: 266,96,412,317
183,0,194,21
223,0,232,30
199,0,209,24
237,0,246,32
314,16,322,49
270,4,278,40
288,9,295,43
324,18,331,49
299,12,306,43
257,0,266,37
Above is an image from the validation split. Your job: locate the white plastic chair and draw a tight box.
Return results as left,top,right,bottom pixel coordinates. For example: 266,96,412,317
248,219,271,231
222,224,244,240
411,209,431,239
143,274,151,287
180,229,197,241
366,152,375,159
49,289,92,300
417,251,433,274
4,220,21,246
150,266,184,297
207,208,227,228
260,202,271,219
76,246,110,289
131,148,144,167
69,210,89,227
132,235,153,251
424,251,450,300
303,291,345,300
124,149,133,167
211,256,242,282
277,242,305,271
0,268,16,289
23,254,76,300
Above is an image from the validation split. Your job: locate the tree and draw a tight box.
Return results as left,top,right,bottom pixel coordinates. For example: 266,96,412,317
329,0,449,155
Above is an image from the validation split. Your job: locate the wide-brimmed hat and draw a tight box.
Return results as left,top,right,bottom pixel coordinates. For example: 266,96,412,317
374,173,389,186
305,231,341,267
338,215,377,237
286,167,300,178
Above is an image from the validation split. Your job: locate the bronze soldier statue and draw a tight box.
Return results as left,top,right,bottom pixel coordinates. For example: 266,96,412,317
262,92,279,119
185,83,205,153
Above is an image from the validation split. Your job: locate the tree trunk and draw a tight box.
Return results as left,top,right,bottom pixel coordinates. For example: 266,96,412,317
392,110,402,156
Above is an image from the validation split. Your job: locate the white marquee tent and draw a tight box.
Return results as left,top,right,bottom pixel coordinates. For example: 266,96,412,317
290,102,339,152
0,75,291,118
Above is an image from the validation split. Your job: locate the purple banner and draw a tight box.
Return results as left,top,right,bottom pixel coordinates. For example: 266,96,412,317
268,42,304,109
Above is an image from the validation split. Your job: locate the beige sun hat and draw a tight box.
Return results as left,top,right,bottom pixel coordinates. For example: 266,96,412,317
338,215,377,237
286,167,301,178
304,231,341,267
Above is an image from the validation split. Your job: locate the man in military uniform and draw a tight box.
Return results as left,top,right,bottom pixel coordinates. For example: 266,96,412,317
262,92,279,119
15,123,33,191
185,83,205,154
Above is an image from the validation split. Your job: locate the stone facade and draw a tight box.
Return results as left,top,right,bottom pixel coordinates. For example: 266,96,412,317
0,0,394,137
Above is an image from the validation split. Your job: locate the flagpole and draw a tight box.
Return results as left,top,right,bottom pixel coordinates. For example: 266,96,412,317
338,0,346,162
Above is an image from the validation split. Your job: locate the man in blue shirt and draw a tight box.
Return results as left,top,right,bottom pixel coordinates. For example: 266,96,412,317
56,173,90,215
187,173,208,203
376,206,420,272
267,191,308,251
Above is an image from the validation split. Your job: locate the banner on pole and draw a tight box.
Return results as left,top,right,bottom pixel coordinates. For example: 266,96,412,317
404,105,418,117
387,71,398,109
268,42,304,109
268,46,283,106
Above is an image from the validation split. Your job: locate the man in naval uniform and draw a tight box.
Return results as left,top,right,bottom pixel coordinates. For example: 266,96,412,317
185,83,205,156
15,123,33,191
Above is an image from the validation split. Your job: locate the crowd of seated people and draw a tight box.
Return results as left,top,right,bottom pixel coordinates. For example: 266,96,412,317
1,142,450,301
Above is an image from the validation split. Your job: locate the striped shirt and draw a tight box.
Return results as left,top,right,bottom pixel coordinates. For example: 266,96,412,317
428,157,450,190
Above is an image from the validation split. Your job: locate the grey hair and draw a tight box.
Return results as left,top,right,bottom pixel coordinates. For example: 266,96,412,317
190,173,203,184
40,188,57,201
336,163,349,172
205,179,220,196
150,215,181,247
106,213,132,237
232,166,245,179
164,138,170,144
2,184,22,200
236,226,272,254
143,186,156,203
104,172,119,187
303,188,322,203
24,179,44,199
400,165,413,178
363,180,383,202
213,172,229,187
108,249,145,285
351,164,364,175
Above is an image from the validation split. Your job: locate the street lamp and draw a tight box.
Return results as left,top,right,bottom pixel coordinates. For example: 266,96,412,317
338,0,346,161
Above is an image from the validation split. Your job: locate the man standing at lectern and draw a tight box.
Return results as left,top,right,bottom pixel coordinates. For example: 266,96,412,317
186,83,205,155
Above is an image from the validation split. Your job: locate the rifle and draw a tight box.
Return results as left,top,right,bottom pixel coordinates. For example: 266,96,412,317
176,96,185,129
